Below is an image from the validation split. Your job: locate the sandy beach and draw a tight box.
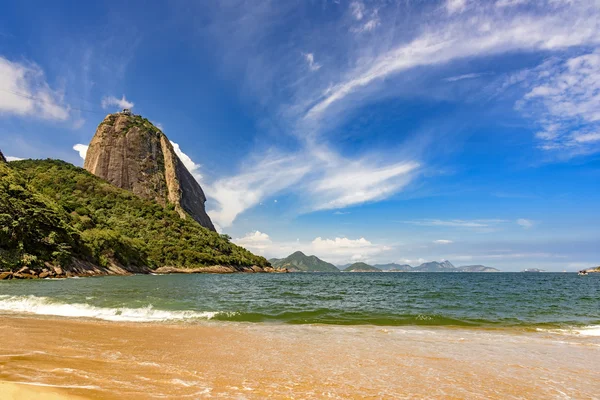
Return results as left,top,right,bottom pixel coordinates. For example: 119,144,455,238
0,316,599,399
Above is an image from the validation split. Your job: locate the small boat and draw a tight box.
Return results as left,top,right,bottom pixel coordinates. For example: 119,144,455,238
578,270,588,276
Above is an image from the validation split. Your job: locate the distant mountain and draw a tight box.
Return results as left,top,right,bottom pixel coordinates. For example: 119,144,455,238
375,263,413,272
455,265,500,272
413,260,456,272
343,262,382,272
270,251,340,272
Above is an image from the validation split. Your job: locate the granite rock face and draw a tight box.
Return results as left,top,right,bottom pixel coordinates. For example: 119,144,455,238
84,112,215,231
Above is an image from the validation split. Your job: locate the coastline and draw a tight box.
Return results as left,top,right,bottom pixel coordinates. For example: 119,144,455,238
1,315,599,399
0,264,286,280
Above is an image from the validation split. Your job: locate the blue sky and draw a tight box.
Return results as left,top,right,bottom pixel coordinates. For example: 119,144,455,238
1,0,599,271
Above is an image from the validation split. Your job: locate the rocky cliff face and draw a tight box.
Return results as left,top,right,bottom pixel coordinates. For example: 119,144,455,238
84,112,215,231
0,149,6,163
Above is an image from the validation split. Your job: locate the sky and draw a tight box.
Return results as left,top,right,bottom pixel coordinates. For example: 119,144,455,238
1,0,599,271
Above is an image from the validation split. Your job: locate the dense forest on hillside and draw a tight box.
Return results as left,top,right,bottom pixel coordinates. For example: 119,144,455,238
0,159,269,272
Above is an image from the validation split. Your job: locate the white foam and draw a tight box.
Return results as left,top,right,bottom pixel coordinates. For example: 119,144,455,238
571,325,600,336
537,325,600,337
0,295,225,322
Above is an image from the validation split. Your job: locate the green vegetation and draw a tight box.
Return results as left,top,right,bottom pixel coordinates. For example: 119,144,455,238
343,262,382,272
270,251,340,272
0,159,268,271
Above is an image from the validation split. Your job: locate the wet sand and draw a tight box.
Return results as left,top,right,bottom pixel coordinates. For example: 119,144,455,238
0,316,599,399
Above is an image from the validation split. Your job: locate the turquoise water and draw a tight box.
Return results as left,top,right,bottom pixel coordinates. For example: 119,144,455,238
0,273,598,329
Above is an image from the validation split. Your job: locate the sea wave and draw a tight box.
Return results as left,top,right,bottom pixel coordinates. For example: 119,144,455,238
537,325,600,337
0,295,227,322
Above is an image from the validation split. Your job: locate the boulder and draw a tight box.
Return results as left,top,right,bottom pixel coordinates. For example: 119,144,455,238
13,273,37,279
0,272,13,280
53,266,64,276
38,271,51,279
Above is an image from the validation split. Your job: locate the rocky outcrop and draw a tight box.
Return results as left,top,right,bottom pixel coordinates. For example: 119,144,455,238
0,149,6,163
84,112,215,230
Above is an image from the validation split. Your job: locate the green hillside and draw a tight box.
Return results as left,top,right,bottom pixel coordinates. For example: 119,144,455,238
0,159,268,272
270,251,339,272
343,262,382,272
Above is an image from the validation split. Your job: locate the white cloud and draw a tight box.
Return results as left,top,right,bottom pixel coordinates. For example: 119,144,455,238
311,159,419,210
349,2,379,33
308,236,391,263
573,132,600,143
73,144,88,160
305,2,600,120
517,51,600,156
495,0,529,7
233,231,272,254
404,219,506,228
516,218,533,229
170,141,203,183
434,239,454,244
203,143,419,228
446,0,467,14
233,232,391,264
350,1,365,20
302,53,321,72
101,95,134,110
207,151,311,228
352,17,380,33
6,156,23,162
0,56,69,120
444,72,487,82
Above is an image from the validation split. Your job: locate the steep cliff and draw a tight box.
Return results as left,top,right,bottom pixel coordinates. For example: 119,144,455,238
0,149,6,163
84,112,215,231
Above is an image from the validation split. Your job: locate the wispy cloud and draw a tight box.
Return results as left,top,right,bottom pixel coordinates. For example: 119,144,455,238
302,52,321,72
0,56,69,120
404,219,506,228
101,95,134,110
446,0,467,15
305,1,600,120
206,145,419,228
350,1,365,20
516,51,600,157
444,72,488,82
434,239,454,244
495,0,530,8
516,218,534,229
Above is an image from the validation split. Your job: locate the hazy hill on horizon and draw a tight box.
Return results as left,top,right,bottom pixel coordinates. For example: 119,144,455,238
337,260,500,272
269,251,340,272
343,262,382,272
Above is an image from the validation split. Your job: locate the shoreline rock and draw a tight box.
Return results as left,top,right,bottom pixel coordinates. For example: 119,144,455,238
0,263,287,280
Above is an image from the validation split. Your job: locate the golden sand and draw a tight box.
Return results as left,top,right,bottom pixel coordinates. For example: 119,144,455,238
0,316,598,399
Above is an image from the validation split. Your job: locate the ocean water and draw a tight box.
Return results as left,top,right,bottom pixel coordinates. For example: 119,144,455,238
0,273,598,332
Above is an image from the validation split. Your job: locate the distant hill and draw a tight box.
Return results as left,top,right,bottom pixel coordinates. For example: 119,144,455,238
270,251,340,272
456,265,500,272
343,262,382,272
375,263,413,272
413,260,456,272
